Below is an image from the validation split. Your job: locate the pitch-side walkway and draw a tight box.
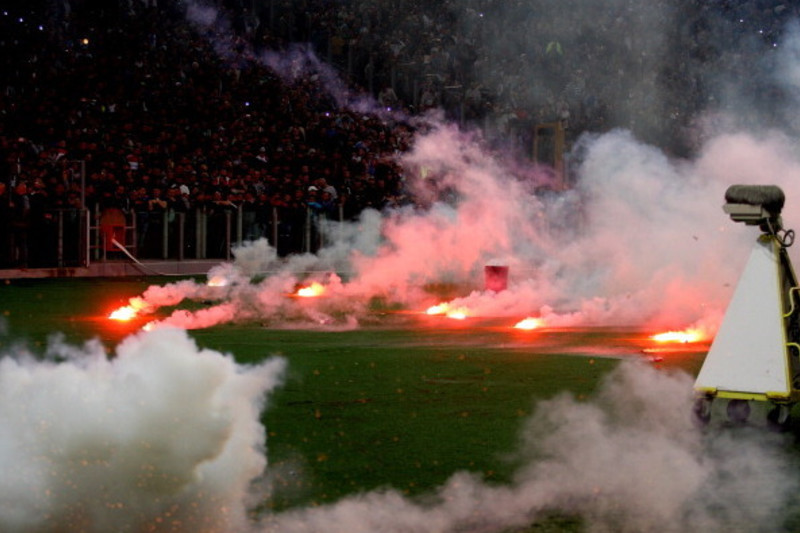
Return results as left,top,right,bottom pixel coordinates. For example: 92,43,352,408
0,259,221,279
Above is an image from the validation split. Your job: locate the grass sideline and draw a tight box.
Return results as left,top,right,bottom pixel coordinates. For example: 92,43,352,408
0,277,708,530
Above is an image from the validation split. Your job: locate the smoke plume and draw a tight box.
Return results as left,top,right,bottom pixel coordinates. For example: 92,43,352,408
258,362,798,533
0,328,285,532
116,118,800,336
2,330,798,532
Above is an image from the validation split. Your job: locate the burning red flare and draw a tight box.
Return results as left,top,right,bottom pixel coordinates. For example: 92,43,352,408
207,275,228,287
108,306,137,321
425,302,469,319
446,308,469,320
426,303,449,315
296,282,325,298
514,317,543,330
651,328,704,344
108,297,148,322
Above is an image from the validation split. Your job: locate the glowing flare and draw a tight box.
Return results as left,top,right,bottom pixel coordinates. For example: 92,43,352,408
108,306,137,321
446,307,469,320
426,302,469,319
296,282,325,298
514,317,543,330
651,329,704,344
108,296,149,322
207,276,228,287
426,303,449,315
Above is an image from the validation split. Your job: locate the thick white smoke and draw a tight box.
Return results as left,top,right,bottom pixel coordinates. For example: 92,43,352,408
259,363,799,533
3,330,799,532
0,328,285,532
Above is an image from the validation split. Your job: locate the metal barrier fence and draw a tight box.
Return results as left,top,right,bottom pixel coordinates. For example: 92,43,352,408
1,208,89,269
0,204,344,269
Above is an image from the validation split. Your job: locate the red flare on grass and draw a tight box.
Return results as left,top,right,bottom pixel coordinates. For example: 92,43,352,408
425,302,470,319
296,282,326,298
514,317,543,330
446,308,469,320
207,275,228,287
426,303,449,315
108,306,137,321
650,328,704,344
108,297,149,322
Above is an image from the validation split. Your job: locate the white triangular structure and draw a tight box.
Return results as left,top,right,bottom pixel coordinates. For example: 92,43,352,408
695,235,796,401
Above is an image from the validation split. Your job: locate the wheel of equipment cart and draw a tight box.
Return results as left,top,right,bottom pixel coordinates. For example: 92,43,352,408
726,399,750,424
692,397,712,427
767,404,792,432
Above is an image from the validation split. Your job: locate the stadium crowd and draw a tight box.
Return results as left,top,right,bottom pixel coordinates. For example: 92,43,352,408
0,1,417,267
0,0,795,268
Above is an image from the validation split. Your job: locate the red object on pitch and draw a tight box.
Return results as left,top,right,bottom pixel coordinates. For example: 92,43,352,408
484,265,509,292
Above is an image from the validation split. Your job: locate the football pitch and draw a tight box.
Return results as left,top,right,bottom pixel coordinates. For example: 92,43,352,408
0,276,757,531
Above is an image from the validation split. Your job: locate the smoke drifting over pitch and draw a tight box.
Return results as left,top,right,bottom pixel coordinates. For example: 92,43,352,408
116,121,800,335
3,334,796,532
7,230,781,531
261,363,799,533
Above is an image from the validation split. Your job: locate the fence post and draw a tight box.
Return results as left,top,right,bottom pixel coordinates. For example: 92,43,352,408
225,210,232,261
271,206,278,248
57,210,64,268
81,208,90,267
236,204,243,246
161,210,169,259
338,203,344,243
196,208,206,259
320,212,328,248
178,212,185,261
79,160,86,210
304,207,312,254
94,204,103,261
130,209,136,257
